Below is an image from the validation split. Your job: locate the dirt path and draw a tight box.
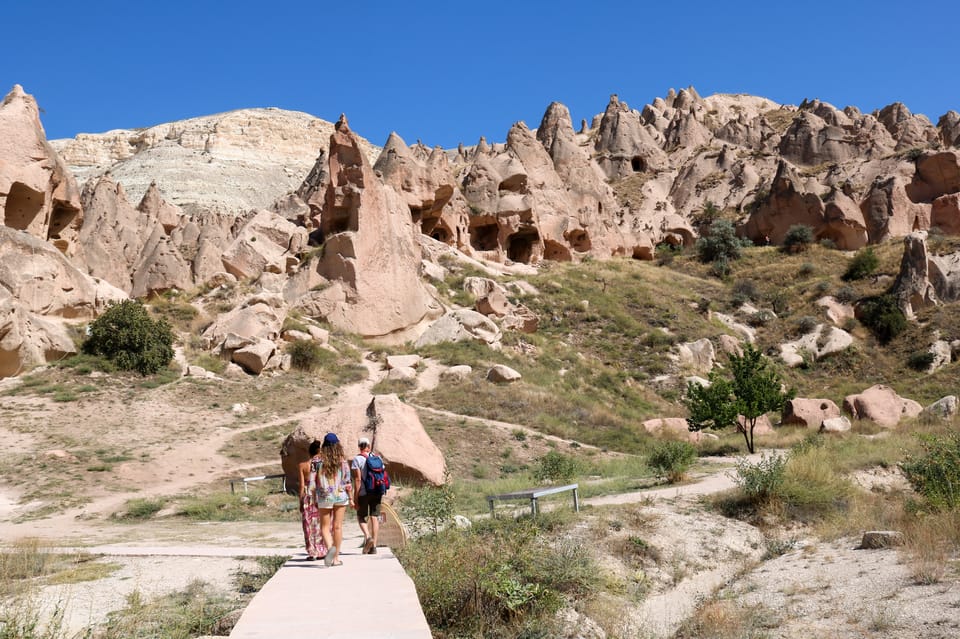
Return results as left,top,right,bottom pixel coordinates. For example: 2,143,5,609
0,356,391,543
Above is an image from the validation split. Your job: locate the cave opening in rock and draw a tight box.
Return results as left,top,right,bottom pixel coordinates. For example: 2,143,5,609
5,182,44,231
498,174,527,193
469,222,499,251
506,228,539,263
565,229,592,252
47,203,78,240
631,156,646,172
543,239,572,262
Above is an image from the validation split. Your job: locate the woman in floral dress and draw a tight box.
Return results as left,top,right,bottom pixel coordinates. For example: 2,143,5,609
297,440,326,560
315,432,353,566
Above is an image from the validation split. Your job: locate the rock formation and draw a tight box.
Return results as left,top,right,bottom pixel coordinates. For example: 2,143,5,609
51,108,380,214
279,395,446,490
295,116,441,340
0,85,82,249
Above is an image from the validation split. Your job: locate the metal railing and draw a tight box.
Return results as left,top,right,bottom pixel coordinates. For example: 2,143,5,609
229,473,287,494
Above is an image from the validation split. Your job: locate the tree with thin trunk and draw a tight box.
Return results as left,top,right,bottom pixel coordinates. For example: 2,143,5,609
684,343,794,454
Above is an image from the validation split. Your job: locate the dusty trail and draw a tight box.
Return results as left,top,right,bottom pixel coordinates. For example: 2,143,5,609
0,356,389,543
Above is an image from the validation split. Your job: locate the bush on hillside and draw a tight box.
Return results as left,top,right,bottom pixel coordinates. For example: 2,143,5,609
287,339,332,372
900,433,960,510
533,451,580,483
696,220,748,265
842,247,879,281
648,441,697,483
858,294,907,344
733,452,788,503
782,224,814,253
82,300,174,375
397,515,595,637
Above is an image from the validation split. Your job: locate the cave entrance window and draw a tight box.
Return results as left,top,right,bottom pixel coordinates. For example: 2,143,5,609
5,182,43,232
470,223,499,251
506,228,539,264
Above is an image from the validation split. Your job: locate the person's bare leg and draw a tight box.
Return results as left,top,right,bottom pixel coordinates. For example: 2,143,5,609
332,505,346,563
358,515,370,545
318,508,334,555
370,510,380,549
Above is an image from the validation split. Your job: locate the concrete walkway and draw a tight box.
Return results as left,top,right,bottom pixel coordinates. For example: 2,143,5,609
228,527,432,639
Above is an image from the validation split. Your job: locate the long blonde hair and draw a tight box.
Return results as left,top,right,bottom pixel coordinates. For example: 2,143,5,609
319,441,345,480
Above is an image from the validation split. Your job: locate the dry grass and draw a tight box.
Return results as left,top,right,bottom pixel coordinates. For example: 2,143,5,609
676,599,779,639
902,510,960,584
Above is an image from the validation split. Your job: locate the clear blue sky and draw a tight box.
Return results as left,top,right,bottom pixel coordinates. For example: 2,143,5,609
4,0,957,148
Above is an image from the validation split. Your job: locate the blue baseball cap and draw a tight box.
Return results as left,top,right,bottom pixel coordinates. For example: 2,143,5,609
322,432,339,446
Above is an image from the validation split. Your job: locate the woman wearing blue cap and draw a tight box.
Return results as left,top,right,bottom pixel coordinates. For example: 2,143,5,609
315,432,353,566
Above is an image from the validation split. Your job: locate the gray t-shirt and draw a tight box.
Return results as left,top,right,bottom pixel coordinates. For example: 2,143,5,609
351,454,367,496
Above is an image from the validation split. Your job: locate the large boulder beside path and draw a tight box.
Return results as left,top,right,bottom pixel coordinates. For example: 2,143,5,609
279,394,446,493
842,384,922,428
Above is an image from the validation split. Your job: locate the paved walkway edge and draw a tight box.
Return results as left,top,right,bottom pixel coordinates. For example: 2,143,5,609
229,547,432,639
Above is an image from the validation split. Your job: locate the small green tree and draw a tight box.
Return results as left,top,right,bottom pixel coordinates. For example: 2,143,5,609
782,224,814,253
404,483,456,535
695,219,748,264
685,343,794,454
899,433,960,510
83,300,174,375
858,294,907,344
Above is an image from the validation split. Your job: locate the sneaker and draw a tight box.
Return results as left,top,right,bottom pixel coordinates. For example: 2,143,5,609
363,537,375,555
368,545,377,555
324,546,338,567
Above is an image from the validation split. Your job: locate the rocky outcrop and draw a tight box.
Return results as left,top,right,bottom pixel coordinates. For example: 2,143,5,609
892,232,939,317
594,94,669,180
0,85,82,248
302,116,441,339
842,384,922,428
415,309,501,348
780,324,853,367
51,107,380,214
782,398,841,429
0,226,125,376
373,133,466,250
279,395,446,491
891,231,960,318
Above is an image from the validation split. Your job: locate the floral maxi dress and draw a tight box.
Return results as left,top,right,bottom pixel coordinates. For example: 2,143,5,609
300,456,327,558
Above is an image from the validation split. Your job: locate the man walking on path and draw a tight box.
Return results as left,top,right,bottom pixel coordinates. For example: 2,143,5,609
351,437,380,554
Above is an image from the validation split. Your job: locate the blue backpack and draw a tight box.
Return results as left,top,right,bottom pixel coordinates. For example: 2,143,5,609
363,453,390,495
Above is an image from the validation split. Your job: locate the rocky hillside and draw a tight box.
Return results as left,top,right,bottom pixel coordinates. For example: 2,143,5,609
50,107,381,213
2,82,960,382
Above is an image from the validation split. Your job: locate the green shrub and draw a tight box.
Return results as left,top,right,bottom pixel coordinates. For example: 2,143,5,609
900,433,960,510
731,278,759,301
843,247,879,281
733,452,787,503
795,315,818,335
402,483,455,535
119,498,166,520
858,294,907,344
82,300,174,375
532,451,580,483
834,285,858,304
907,351,935,372
396,517,596,638
696,220,747,264
647,440,697,483
783,224,815,253
286,339,332,372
